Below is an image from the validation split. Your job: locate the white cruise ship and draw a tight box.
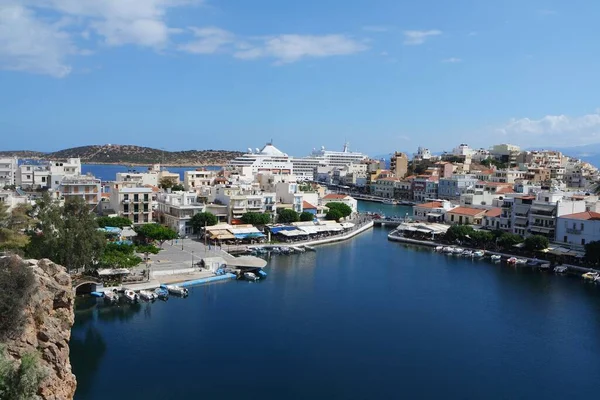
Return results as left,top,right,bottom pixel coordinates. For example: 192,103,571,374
229,142,294,175
291,143,368,181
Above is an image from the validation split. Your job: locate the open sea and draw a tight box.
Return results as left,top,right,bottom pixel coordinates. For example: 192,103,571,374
81,164,221,182
70,202,600,399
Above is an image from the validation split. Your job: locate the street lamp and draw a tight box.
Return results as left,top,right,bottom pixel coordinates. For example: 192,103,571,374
192,250,194,267
181,236,184,250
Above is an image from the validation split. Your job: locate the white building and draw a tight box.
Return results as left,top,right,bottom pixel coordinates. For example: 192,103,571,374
184,169,216,191
155,191,206,236
452,144,474,157
0,190,30,211
56,175,102,209
108,182,153,225
412,200,455,222
321,194,358,214
413,146,432,161
0,157,18,187
556,211,600,249
17,158,82,190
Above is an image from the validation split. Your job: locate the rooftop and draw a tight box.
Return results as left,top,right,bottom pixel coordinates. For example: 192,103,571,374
416,201,443,209
560,211,600,221
302,201,317,209
484,207,502,218
447,206,486,216
323,194,349,200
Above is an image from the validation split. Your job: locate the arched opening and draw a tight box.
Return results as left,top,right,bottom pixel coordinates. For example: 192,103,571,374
75,282,100,296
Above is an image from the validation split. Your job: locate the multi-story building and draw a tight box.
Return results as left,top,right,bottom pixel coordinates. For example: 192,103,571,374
321,194,358,214
394,180,413,200
556,211,600,249
411,176,439,203
155,191,206,236
412,200,454,222
445,206,486,225
56,175,102,209
413,146,433,162
390,152,409,178
0,157,18,187
373,177,402,199
490,169,527,184
109,182,153,225
184,169,216,191
489,144,521,166
17,158,82,190
438,175,479,200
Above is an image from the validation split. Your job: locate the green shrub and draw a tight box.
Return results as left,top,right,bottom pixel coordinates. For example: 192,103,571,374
0,347,47,400
0,257,36,340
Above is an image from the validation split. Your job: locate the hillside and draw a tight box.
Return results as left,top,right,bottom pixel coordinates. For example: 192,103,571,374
0,150,46,158
1,145,244,166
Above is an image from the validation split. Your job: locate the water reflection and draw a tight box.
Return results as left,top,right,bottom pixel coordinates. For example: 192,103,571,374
70,326,106,399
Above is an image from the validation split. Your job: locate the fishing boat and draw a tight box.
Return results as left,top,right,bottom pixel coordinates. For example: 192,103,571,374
472,250,485,258
303,245,316,251
582,271,600,281
515,258,527,265
244,272,259,281
553,266,567,273
490,254,502,262
435,246,444,252
139,290,156,301
162,284,189,296
462,250,473,257
154,287,169,300
507,257,518,264
103,291,119,303
124,289,139,303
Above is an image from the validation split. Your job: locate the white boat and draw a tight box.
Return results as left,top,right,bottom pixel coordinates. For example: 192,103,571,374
507,257,518,264
435,246,444,252
462,250,473,257
582,271,600,281
163,285,189,296
453,247,464,254
303,245,316,251
139,290,156,301
472,250,485,258
490,255,502,262
103,291,119,303
244,272,259,281
516,258,527,265
442,247,454,253
124,289,139,303
553,266,567,273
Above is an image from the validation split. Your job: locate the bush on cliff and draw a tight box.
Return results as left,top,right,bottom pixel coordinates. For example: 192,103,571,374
0,256,36,340
0,346,46,400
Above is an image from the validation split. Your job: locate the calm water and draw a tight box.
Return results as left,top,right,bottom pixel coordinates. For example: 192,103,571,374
82,164,221,182
71,223,600,399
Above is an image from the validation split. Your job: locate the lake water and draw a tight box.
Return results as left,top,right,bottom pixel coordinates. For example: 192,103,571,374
70,207,600,399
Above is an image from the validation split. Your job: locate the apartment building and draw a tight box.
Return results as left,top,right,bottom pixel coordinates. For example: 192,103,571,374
155,191,206,236
0,157,18,187
438,175,479,200
390,152,409,178
556,211,600,248
109,182,153,225
56,175,102,209
184,169,216,191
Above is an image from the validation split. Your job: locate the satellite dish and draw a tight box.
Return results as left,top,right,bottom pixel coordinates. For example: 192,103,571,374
255,148,260,153
247,148,253,153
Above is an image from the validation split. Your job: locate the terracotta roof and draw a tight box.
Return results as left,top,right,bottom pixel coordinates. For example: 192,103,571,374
496,187,515,194
302,201,317,209
101,193,110,199
378,177,402,182
447,206,486,216
484,207,502,218
323,194,348,200
416,201,443,209
560,211,600,221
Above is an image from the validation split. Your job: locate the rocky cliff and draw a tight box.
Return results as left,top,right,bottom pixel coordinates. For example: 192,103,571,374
2,258,76,399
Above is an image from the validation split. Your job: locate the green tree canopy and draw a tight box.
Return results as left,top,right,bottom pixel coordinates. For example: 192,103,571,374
299,211,315,222
96,216,133,228
171,183,185,191
0,203,31,251
190,212,218,236
241,212,271,225
524,235,550,251
325,202,352,218
584,241,600,264
444,224,475,242
135,223,178,245
497,233,524,249
277,209,299,224
158,176,178,189
325,209,343,221
26,195,106,271
98,243,142,268
0,347,46,399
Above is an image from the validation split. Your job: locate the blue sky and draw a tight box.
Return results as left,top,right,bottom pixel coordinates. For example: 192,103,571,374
1,0,600,157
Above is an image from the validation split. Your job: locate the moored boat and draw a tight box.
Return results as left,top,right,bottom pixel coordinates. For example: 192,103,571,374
435,246,444,252
472,250,485,258
103,291,119,303
154,287,169,300
553,266,567,273
244,272,259,281
442,247,454,253
526,259,540,266
462,250,473,257
582,271,600,281
515,258,527,265
139,290,156,301
124,289,139,303
538,263,550,270
490,254,501,262
507,257,518,264
162,284,189,296
303,245,316,251
453,247,464,254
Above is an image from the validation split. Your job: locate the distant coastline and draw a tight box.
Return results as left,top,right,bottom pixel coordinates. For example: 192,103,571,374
82,162,227,168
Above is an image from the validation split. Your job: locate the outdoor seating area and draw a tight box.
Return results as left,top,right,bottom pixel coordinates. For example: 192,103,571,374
267,221,356,243
203,224,267,245
394,222,449,240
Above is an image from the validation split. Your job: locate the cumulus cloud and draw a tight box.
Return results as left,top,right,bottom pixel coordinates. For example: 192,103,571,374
0,4,74,77
497,111,600,146
403,29,441,45
179,29,368,64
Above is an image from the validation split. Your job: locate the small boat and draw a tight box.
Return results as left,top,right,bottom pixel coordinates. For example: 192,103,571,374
472,250,485,258
244,272,259,281
304,245,316,251
162,284,189,296
582,271,600,281
538,263,551,270
139,290,156,301
154,287,169,300
90,291,104,298
462,250,473,257
553,266,567,273
435,246,444,252
490,254,501,262
442,247,454,253
515,258,527,265
291,246,305,253
507,257,518,264
526,259,540,266
103,291,119,303
453,247,464,254
124,289,139,303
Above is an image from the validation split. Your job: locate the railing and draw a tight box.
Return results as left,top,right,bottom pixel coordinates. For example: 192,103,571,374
566,228,582,235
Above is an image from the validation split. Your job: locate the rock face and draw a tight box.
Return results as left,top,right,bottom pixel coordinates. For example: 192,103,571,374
3,258,77,400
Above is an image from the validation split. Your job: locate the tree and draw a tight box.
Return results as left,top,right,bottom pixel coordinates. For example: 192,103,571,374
190,212,218,237
241,212,271,225
524,235,550,251
325,202,352,218
277,209,299,224
299,211,315,222
135,223,178,246
470,230,495,248
325,209,343,221
172,184,185,191
96,216,133,228
0,203,31,251
159,176,178,190
585,241,600,264
497,233,524,249
0,347,46,400
98,243,142,268
26,195,106,271
444,225,475,242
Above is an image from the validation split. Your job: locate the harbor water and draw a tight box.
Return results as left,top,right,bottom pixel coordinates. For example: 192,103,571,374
71,210,600,399
82,164,221,182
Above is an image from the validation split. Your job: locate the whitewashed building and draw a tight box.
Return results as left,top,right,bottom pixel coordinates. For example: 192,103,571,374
556,211,600,249
0,157,18,187
155,191,206,236
109,182,153,225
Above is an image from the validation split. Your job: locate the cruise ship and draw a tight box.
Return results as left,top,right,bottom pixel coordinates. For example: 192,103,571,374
229,142,368,181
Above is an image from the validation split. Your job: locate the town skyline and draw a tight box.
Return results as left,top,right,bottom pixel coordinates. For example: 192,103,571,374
2,1,600,154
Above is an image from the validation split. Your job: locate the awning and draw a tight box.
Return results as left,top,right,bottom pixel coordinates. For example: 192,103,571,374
234,232,266,239
121,227,137,237
427,213,443,217
279,230,307,237
97,268,131,276
298,226,319,234
209,230,235,240
340,222,355,229
269,226,299,234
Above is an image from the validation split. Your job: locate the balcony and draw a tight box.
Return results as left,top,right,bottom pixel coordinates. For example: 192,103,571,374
566,228,582,235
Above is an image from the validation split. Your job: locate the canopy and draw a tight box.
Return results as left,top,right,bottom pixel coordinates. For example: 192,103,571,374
234,232,266,239
209,230,235,240
279,230,307,237
340,222,355,229
269,226,299,234
298,226,319,235
97,268,131,276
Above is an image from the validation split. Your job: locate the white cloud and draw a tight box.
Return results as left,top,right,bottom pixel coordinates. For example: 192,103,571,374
0,4,74,77
442,57,462,63
403,29,441,45
497,111,600,146
179,29,368,64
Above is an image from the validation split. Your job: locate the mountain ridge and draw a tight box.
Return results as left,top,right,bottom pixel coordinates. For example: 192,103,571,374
0,144,244,166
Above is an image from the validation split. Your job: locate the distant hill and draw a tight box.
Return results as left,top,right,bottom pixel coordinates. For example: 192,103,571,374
0,145,244,166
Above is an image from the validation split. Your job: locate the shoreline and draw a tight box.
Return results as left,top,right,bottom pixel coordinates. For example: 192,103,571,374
82,162,227,167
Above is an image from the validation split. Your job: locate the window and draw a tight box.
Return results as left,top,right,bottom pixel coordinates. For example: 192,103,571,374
564,236,567,243
144,194,149,201
42,177,46,182
582,239,586,245
124,194,129,200
134,215,139,223
581,223,584,231
134,194,139,202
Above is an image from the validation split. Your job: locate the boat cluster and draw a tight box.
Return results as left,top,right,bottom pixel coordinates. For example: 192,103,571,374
436,246,485,258
91,284,189,305
248,245,315,256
